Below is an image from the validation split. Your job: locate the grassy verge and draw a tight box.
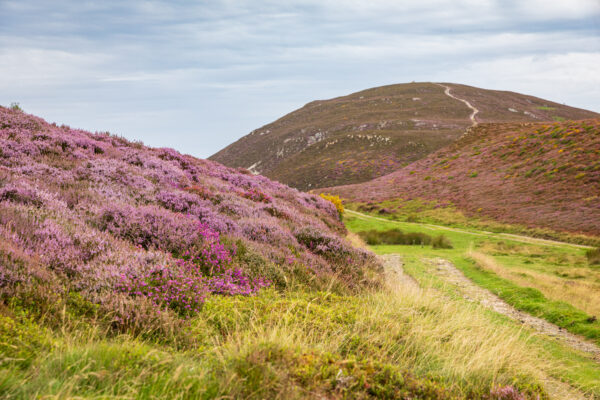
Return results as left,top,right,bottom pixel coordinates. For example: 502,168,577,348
1,280,550,399
345,213,600,396
346,198,600,247
400,253,600,396
455,255,600,343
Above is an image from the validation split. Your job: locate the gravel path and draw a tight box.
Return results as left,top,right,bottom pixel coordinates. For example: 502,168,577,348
426,257,600,361
381,254,594,399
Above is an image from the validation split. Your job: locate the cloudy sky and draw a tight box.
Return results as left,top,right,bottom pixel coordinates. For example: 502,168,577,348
1,0,599,158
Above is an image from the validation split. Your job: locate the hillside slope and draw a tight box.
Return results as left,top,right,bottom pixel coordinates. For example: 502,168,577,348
0,105,377,331
326,119,600,235
1,107,590,399
210,82,599,190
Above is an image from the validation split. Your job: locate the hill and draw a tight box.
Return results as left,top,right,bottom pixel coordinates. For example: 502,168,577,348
210,82,599,190
0,104,378,333
325,119,600,236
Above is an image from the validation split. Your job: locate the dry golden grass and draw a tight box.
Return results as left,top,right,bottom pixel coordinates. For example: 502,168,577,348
210,270,547,396
468,250,600,317
346,231,369,250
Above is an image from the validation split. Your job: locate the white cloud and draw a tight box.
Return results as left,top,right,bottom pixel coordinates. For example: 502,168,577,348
439,52,600,111
0,0,598,157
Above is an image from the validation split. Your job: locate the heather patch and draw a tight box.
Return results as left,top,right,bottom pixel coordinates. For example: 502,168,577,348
0,106,378,336
328,119,600,237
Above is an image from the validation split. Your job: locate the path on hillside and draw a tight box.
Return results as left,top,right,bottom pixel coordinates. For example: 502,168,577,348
382,254,595,399
435,83,479,127
380,254,420,288
426,257,600,361
346,209,594,250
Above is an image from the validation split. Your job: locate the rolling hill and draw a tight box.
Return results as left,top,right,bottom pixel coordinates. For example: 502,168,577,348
210,82,599,190
0,104,378,336
325,119,600,236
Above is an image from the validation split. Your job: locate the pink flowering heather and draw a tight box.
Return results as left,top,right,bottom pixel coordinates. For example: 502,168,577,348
488,385,529,400
0,105,378,329
242,188,273,203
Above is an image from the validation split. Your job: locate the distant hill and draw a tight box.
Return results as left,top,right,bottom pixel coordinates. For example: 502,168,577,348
325,119,600,235
210,82,599,190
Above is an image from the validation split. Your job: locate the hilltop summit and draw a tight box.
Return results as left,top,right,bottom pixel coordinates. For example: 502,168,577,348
210,82,598,190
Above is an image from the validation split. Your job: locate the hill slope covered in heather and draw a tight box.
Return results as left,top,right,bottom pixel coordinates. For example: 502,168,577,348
210,82,599,190
0,105,380,315
326,119,600,236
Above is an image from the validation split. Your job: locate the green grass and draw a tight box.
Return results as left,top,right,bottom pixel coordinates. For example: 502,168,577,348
344,213,600,343
347,199,600,247
344,212,600,396
0,285,551,399
3,209,600,398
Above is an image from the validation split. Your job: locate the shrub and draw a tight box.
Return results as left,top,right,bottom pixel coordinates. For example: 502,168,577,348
118,224,270,317
586,248,600,265
319,193,344,217
432,234,453,249
358,229,431,246
242,188,272,203
0,184,42,207
97,204,199,253
294,227,353,262
118,264,208,317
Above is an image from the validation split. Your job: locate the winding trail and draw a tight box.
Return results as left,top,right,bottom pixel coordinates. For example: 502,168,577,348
382,254,596,400
435,83,479,127
425,257,600,361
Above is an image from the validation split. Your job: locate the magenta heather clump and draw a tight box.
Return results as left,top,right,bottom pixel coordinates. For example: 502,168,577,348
119,223,270,316
488,386,528,400
98,204,200,253
0,184,42,207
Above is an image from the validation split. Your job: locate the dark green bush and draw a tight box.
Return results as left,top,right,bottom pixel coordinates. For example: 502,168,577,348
358,229,431,246
586,248,600,265
432,234,453,249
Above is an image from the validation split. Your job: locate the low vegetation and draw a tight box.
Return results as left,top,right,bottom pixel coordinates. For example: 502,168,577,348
319,193,344,218
211,83,597,191
357,228,453,250
358,228,431,245
587,248,600,265
0,106,553,398
328,119,600,238
345,213,600,396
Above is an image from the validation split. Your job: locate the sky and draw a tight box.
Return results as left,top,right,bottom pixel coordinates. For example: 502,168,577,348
1,0,599,158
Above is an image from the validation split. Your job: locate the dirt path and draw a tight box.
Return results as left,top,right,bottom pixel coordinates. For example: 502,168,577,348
426,257,600,361
380,254,419,289
436,83,479,126
346,209,594,250
381,254,594,399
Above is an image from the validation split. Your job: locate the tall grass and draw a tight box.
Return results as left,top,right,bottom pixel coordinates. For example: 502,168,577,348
587,248,600,265
469,250,600,318
0,272,548,399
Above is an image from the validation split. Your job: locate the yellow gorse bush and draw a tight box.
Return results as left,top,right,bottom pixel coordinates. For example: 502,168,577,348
319,193,344,217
